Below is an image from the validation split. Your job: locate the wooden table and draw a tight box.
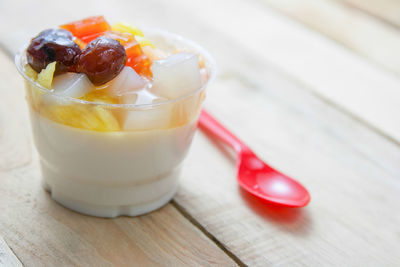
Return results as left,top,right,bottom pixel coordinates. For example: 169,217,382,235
1,0,399,266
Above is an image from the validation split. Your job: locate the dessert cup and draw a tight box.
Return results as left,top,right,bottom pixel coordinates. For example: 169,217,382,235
15,29,215,217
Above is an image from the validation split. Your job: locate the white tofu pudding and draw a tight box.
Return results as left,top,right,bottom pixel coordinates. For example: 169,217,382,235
16,26,215,217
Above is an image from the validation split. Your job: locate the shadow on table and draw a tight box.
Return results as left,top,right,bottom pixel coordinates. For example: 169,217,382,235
239,187,312,236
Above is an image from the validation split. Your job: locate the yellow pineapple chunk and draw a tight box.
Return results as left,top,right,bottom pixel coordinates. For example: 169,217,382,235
111,22,144,37
93,106,120,130
38,89,121,131
135,36,155,48
24,64,38,80
42,104,120,131
37,62,56,89
80,90,118,104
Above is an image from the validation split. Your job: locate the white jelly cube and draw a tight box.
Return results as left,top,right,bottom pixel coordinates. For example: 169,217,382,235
150,53,201,99
41,73,93,106
121,89,171,130
52,73,93,98
106,67,147,97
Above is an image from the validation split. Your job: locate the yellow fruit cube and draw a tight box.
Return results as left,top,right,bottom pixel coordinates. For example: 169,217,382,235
111,22,144,37
24,64,38,80
42,104,120,131
80,90,118,104
93,106,120,131
135,36,155,48
37,62,56,89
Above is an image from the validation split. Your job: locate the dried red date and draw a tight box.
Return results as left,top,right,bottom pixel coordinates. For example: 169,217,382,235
76,37,127,85
27,29,81,74
38,29,74,40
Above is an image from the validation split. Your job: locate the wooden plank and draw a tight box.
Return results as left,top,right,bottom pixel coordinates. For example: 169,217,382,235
0,51,236,266
338,0,400,28
252,0,400,77
0,236,22,267
1,0,400,266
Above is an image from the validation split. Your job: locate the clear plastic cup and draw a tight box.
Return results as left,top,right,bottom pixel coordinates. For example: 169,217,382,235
15,29,216,217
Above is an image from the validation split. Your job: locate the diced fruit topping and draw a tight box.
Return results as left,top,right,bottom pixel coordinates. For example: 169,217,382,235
124,40,152,77
40,28,74,39
43,104,120,131
105,67,147,97
125,40,152,77
74,37,87,49
24,64,38,80
135,36,155,48
27,29,81,74
120,89,163,105
103,31,134,45
23,16,209,131
125,40,142,58
80,32,104,44
60,16,110,40
126,54,152,77
150,53,201,99
76,37,127,85
52,73,94,98
37,62,57,89
80,90,118,104
120,90,171,130
111,22,144,37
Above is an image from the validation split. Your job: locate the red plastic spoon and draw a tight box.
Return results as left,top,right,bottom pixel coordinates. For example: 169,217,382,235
198,110,310,207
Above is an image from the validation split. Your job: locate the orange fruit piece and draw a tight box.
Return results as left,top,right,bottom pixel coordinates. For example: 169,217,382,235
124,40,152,77
74,37,86,49
60,16,110,39
126,54,152,77
124,40,142,58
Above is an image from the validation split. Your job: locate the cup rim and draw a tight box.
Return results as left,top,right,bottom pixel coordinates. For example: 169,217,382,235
15,28,216,109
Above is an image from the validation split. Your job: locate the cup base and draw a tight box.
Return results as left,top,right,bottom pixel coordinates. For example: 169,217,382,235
40,160,180,218
44,181,177,217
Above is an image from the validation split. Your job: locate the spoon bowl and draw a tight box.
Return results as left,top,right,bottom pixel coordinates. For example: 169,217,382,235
199,110,310,207
237,150,310,207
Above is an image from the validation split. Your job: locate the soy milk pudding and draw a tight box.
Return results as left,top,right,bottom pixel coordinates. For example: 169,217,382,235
15,16,215,217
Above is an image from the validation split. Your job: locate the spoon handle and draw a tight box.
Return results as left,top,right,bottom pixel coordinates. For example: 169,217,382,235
198,109,249,154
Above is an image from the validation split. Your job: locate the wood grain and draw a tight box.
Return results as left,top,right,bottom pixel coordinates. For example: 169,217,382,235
177,74,400,266
0,236,22,267
0,51,237,266
253,0,400,77
1,0,400,266
338,0,400,28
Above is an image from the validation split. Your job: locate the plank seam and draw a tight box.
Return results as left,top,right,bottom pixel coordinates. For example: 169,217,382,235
2,238,24,266
339,0,400,31
171,199,247,267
